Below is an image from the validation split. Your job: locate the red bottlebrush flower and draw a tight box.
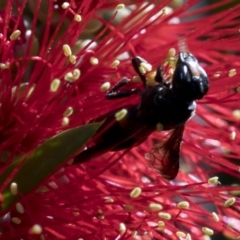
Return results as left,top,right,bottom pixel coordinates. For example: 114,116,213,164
0,0,240,239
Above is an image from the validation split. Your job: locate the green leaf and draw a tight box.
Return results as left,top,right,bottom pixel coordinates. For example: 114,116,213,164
1,122,101,212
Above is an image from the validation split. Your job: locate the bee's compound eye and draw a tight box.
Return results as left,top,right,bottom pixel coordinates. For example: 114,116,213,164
172,53,209,101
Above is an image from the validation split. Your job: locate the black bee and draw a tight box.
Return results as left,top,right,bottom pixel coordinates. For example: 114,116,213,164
73,52,209,180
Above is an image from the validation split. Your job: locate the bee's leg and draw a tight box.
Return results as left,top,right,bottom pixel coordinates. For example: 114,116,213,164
131,56,148,86
106,77,139,99
155,66,165,84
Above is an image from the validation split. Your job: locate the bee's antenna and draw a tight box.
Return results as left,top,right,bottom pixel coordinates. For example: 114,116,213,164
178,38,189,53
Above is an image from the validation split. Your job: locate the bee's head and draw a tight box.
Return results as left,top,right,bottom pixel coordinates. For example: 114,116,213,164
172,52,209,102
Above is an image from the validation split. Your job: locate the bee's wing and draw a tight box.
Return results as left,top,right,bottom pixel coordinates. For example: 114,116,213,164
146,125,185,180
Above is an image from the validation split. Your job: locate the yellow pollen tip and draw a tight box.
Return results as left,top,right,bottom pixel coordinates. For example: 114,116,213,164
74,14,82,22
62,44,72,56
90,57,99,65
0,62,10,69
29,224,43,235
224,197,236,207
158,212,171,220
62,117,70,126
27,85,35,99
111,60,120,68
97,209,104,220
64,69,81,82
176,231,186,238
73,69,81,79
115,109,128,121
214,72,221,78
202,227,214,236
69,55,77,64
105,197,114,203
116,4,125,11
177,201,190,209
50,79,61,92
212,212,219,222
100,82,111,92
119,222,126,233
10,30,21,40
157,221,165,228
230,131,236,140
233,109,240,119
149,203,163,211
63,107,73,117
16,202,24,214
208,176,220,185
61,2,70,9
229,69,237,77
130,187,142,198
11,217,21,224
10,182,18,195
